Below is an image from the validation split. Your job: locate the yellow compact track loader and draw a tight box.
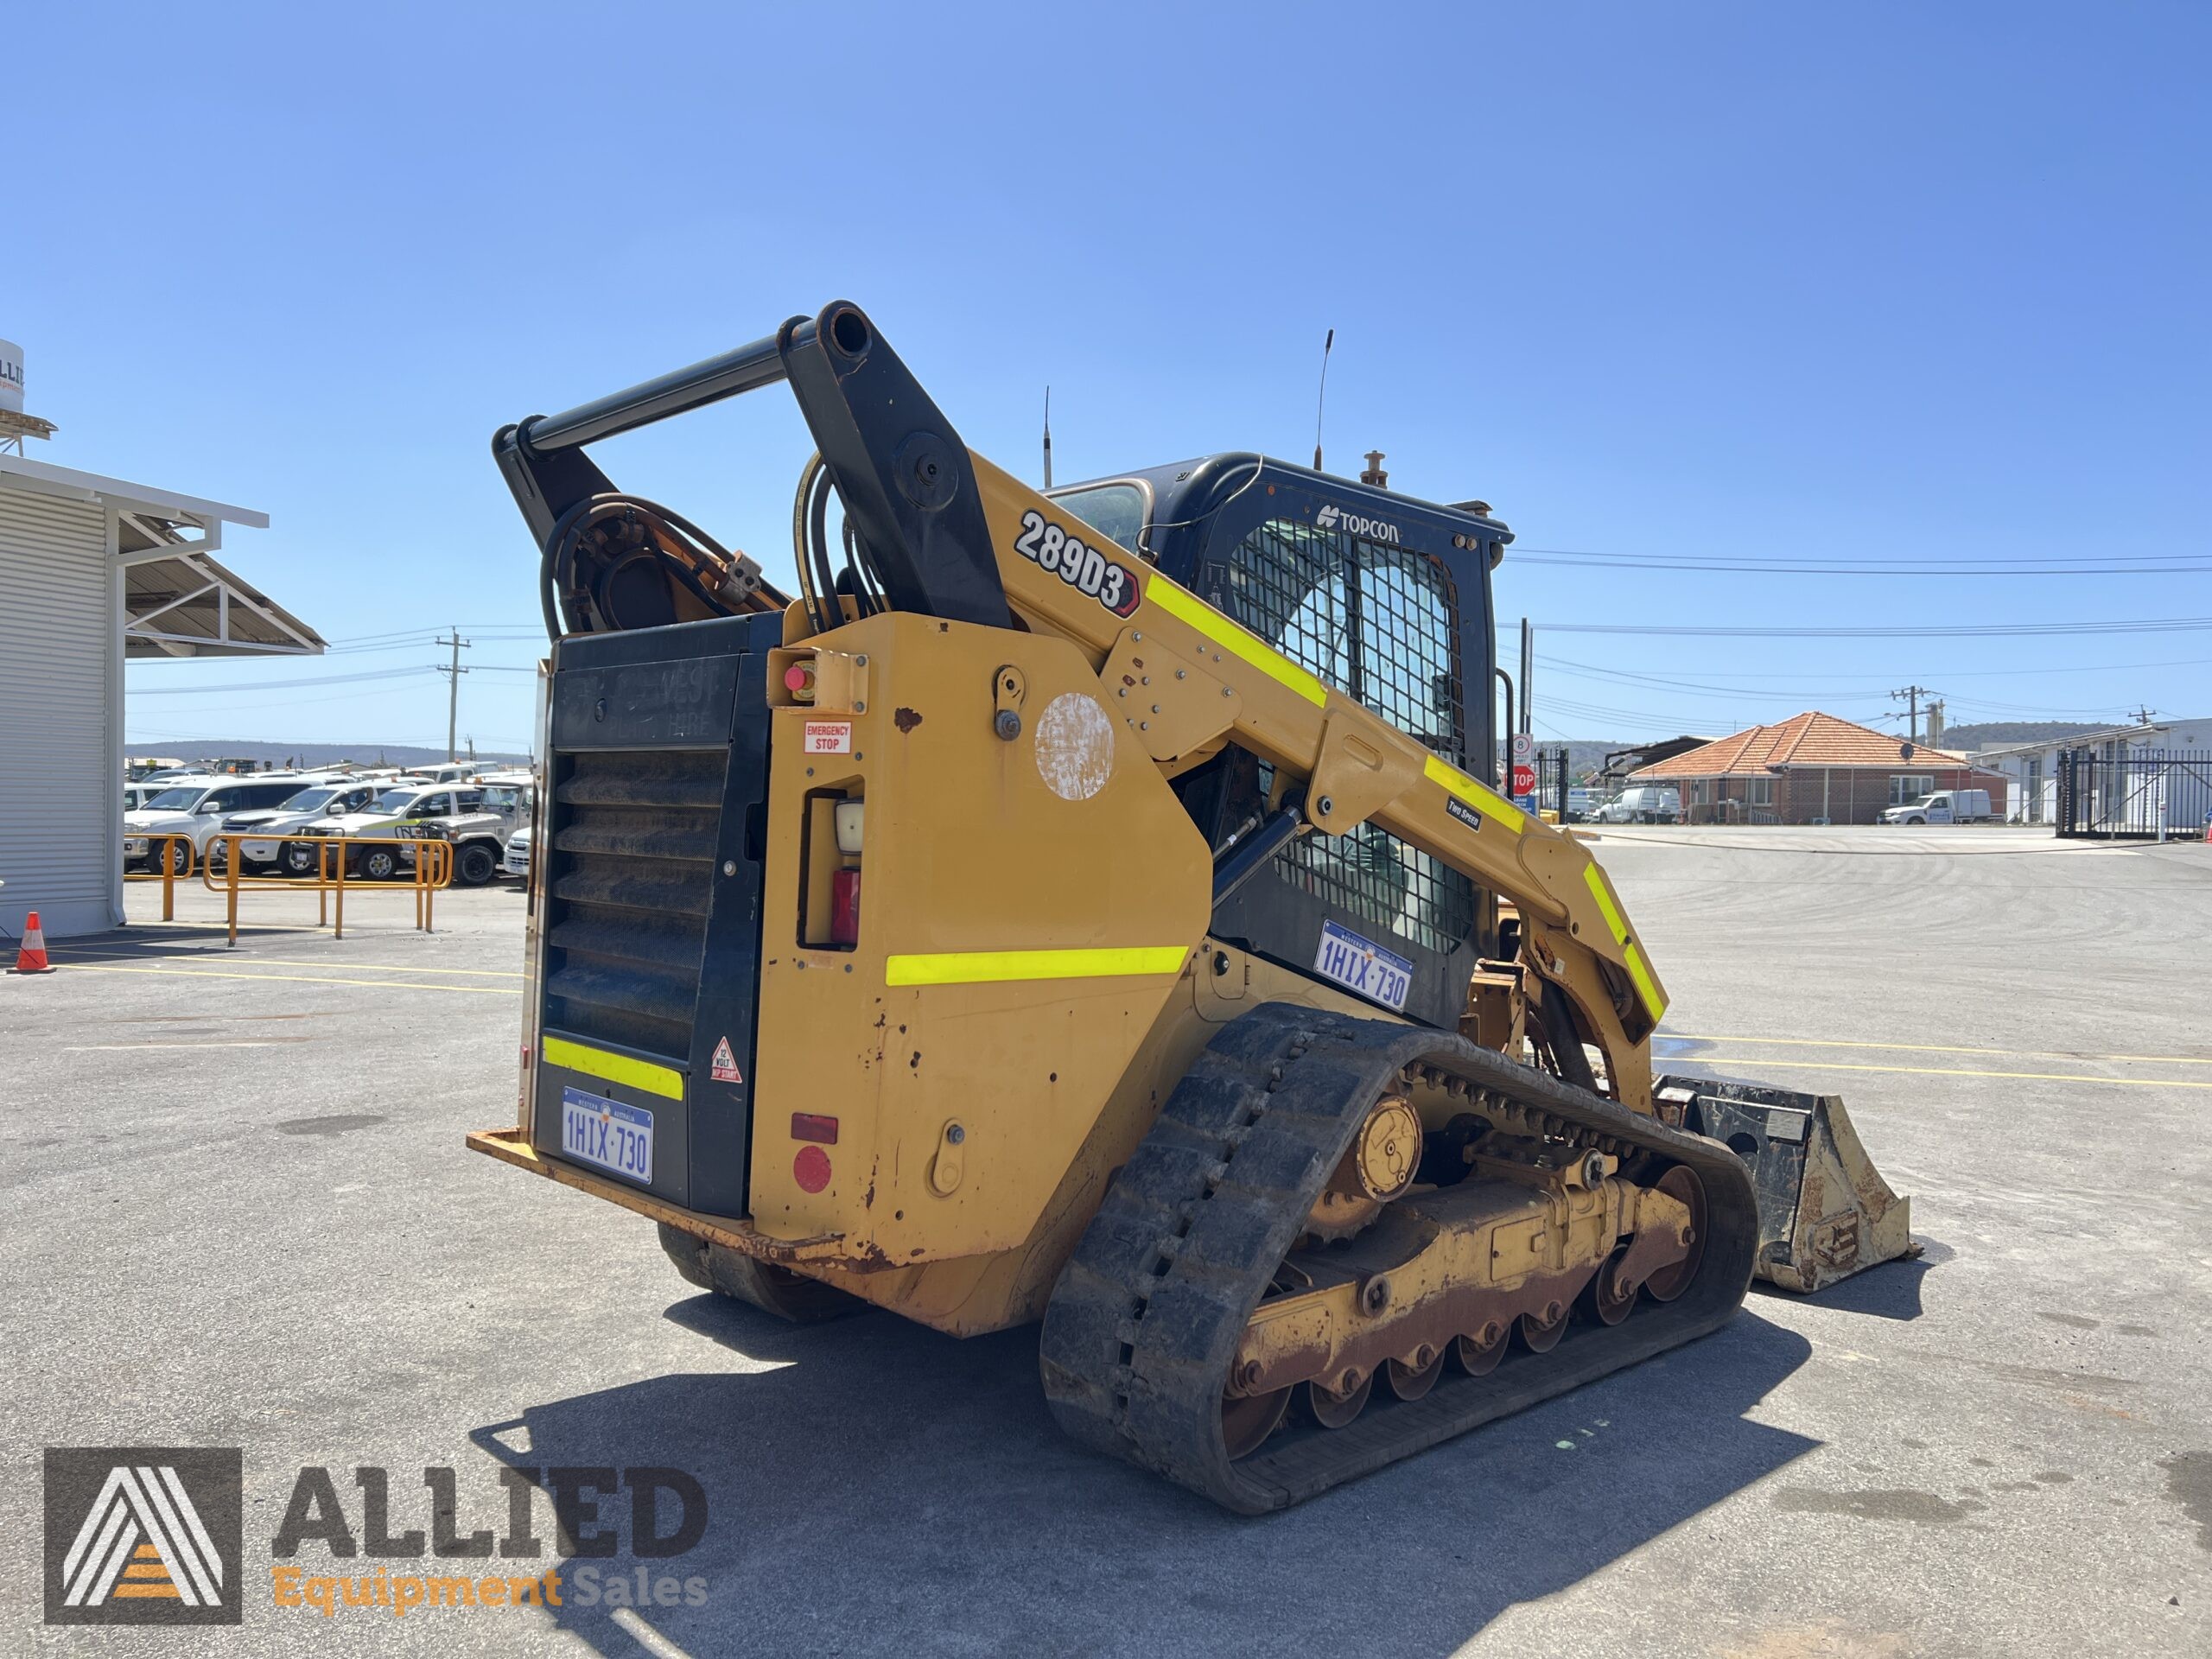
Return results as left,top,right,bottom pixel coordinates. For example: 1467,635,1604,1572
469,303,1912,1511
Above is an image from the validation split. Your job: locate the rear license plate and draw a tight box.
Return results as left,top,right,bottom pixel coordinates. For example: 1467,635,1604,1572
1313,919,1414,1011
560,1086,654,1185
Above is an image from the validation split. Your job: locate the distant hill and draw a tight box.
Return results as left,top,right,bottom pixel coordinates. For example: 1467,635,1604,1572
124,739,531,770
1936,721,2106,753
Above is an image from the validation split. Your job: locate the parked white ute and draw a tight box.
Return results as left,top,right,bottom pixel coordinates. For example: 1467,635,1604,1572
393,784,531,887
124,776,323,874
283,783,482,880
1879,788,1993,826
223,779,396,872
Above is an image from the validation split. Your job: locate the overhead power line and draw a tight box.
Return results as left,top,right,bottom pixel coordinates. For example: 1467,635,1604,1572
125,665,437,696
1530,617,2212,639
1511,546,2212,576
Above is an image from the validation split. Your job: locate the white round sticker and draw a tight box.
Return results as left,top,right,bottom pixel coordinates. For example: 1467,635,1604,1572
1033,692,1115,802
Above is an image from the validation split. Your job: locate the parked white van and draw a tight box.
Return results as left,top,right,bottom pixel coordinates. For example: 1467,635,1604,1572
1594,785,1681,824
1878,789,1993,826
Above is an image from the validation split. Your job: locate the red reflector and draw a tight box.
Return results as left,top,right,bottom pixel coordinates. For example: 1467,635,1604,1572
830,868,861,947
793,1145,832,1193
791,1112,839,1146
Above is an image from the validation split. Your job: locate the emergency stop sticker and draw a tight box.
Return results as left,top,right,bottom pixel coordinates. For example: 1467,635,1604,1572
804,721,853,755
710,1035,744,1084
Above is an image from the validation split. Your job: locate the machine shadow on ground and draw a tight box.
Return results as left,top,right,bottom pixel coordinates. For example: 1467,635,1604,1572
470,1294,1819,1656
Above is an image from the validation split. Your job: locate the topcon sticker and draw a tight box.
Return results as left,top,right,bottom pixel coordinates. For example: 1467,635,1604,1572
803,721,853,755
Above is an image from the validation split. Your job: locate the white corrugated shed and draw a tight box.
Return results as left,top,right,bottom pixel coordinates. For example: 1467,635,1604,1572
0,454,319,938
0,489,111,936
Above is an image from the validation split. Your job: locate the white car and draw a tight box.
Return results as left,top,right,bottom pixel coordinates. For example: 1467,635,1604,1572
223,779,396,871
1592,785,1681,824
125,775,215,813
124,776,328,873
1878,788,1993,827
502,823,534,880
283,783,483,880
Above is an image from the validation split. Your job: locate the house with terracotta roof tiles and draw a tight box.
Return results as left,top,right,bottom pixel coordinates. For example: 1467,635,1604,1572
1627,711,2008,825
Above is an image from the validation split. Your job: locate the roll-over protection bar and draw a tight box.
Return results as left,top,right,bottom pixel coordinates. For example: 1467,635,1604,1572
492,302,1013,632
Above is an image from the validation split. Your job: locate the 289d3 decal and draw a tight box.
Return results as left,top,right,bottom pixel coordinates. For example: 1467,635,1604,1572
1014,511,1141,617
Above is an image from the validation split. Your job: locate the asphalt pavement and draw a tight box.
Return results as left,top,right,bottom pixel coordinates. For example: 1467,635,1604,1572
3,828,2208,1656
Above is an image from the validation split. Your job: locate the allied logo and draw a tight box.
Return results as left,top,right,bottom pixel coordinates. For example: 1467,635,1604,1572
1313,502,1401,544
44,1448,243,1625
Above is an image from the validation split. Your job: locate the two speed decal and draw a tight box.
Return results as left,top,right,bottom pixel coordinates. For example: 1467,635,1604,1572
1014,511,1141,617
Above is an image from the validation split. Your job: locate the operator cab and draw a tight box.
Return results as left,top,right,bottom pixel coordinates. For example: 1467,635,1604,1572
1050,456,1513,1029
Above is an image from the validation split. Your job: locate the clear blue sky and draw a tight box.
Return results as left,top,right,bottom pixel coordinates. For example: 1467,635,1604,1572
12,2,2208,753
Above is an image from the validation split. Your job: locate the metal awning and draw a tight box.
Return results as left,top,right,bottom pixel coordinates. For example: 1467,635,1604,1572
120,531,324,659
0,452,324,658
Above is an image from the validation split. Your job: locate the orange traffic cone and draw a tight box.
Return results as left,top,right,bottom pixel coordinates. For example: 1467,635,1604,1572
10,911,54,975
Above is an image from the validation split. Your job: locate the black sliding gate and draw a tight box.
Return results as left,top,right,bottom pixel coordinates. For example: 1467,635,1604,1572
2056,747,2212,839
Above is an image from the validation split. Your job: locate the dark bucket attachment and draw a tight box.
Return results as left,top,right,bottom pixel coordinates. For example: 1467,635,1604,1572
1656,1076,1916,1294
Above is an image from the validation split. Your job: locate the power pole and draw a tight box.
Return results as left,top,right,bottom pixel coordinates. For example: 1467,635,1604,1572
2129,705,2158,728
1520,619,1534,738
435,628,471,761
1890,684,1930,746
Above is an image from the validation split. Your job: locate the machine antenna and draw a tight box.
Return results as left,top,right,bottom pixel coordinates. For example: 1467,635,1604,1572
1042,385,1052,490
1312,328,1334,473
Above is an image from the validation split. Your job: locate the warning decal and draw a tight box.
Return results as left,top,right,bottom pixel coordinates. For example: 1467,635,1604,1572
710,1036,744,1084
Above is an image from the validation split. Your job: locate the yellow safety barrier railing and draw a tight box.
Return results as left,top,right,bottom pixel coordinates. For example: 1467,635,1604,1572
201,833,453,945
123,833,198,921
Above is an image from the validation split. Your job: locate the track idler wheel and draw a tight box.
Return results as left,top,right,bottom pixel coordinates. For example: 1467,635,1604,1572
1220,1385,1291,1461
1305,1369,1374,1428
1587,1255,1639,1325
1384,1345,1445,1402
1455,1320,1509,1376
1643,1166,1708,1304
1519,1299,1569,1353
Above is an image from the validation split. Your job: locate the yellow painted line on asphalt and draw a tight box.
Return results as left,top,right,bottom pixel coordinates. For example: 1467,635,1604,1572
53,947,523,978
66,1041,288,1051
61,963,519,995
1663,1032,2212,1067
1678,1055,2212,1090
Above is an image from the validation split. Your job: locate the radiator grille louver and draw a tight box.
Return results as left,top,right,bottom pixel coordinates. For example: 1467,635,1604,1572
543,749,722,1058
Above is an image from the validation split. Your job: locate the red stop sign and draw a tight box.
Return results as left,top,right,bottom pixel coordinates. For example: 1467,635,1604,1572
1511,764,1536,796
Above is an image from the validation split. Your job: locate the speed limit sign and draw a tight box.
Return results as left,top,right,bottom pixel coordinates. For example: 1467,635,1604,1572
1510,732,1535,763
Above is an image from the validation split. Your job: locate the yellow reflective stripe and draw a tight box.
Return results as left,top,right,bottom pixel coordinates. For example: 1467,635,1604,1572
1581,865,1666,1020
1582,863,1628,940
543,1034,685,1101
1622,942,1666,1022
886,946,1190,987
1142,577,1329,708
1423,754,1526,834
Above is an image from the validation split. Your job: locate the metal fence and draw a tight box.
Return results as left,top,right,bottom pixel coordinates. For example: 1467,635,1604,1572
2055,747,2212,840
1540,748,1570,821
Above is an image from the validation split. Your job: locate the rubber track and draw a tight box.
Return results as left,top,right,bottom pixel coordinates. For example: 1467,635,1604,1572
1039,1002,1760,1513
